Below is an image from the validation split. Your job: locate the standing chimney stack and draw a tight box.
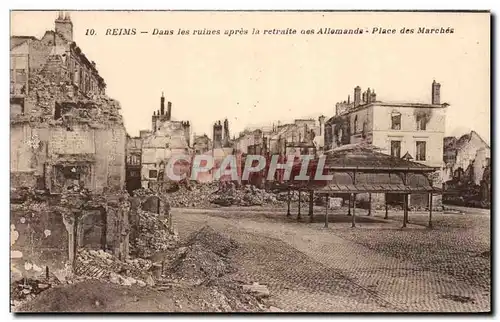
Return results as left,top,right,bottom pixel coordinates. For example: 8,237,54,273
167,101,172,120
354,86,361,107
55,11,73,41
318,115,326,136
160,92,165,115
432,80,441,105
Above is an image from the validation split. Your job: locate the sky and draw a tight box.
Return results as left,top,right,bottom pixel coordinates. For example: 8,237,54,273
11,11,490,143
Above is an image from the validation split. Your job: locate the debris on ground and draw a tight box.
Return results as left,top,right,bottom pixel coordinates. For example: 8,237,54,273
211,184,281,207
166,226,238,284
15,225,274,313
243,282,270,299
131,210,179,258
74,248,154,287
11,277,59,306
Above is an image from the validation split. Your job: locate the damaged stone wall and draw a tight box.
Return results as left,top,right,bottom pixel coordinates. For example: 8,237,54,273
10,189,133,282
11,193,70,281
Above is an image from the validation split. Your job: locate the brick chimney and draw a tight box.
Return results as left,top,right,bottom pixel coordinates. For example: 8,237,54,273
160,92,165,115
167,101,172,120
432,80,441,105
318,115,326,135
354,86,361,107
55,11,73,41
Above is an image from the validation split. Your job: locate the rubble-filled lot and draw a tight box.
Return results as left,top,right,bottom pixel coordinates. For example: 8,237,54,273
14,223,276,312
162,182,289,208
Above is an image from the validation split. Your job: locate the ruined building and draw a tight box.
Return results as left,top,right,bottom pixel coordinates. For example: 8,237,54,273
10,12,133,282
139,93,192,189
10,12,126,193
213,118,232,149
193,134,212,154
126,135,142,194
442,131,491,205
213,121,223,149
232,117,325,157
442,131,490,185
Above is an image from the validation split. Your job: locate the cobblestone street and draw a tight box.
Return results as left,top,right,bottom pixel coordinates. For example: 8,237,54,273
172,207,491,312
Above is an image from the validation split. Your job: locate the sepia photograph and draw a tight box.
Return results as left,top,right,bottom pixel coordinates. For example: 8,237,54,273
9,10,491,313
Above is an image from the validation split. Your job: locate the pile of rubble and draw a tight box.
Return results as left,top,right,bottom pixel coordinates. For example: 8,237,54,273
165,182,219,208
11,277,57,305
131,210,179,258
162,182,284,208
166,226,238,284
74,248,155,287
211,184,282,207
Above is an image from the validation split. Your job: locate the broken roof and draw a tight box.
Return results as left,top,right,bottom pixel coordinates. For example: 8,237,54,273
321,144,436,171
444,131,490,152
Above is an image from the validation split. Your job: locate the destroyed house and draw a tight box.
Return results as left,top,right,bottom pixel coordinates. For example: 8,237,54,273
10,12,126,194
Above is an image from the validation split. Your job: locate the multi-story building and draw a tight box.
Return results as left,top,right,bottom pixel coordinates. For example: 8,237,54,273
325,81,448,170
324,81,448,207
10,12,126,193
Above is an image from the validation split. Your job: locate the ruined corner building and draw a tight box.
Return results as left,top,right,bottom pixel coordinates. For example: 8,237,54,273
10,12,127,194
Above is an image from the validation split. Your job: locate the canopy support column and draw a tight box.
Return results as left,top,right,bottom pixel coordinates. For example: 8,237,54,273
298,190,301,220
384,194,389,219
309,190,314,223
402,194,408,228
351,193,356,228
324,195,329,228
286,188,291,216
367,193,372,216
428,192,433,228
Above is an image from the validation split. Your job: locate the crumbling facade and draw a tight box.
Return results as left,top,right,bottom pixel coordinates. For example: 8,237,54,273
442,131,491,206
10,12,126,194
213,119,232,149
234,118,323,156
140,93,192,189
193,134,212,154
126,135,142,194
442,131,490,185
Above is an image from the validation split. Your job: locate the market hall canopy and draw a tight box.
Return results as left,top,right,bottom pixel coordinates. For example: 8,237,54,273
283,144,441,228
287,144,442,194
